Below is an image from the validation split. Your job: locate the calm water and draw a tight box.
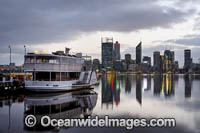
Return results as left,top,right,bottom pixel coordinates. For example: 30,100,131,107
0,74,200,133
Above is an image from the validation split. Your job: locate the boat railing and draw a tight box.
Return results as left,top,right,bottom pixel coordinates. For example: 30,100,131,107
24,63,82,72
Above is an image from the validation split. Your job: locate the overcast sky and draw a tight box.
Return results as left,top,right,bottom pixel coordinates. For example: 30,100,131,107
0,0,200,67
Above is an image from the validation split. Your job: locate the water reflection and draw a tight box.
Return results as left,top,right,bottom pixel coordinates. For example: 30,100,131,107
136,75,142,105
0,74,200,133
125,75,131,93
184,75,193,98
101,74,121,108
154,75,162,95
23,90,97,131
101,73,198,107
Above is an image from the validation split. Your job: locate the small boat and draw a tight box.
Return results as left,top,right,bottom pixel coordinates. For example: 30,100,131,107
24,48,98,92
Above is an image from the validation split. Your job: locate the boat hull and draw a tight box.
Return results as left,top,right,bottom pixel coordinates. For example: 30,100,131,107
24,71,98,92
25,84,93,92
24,80,97,92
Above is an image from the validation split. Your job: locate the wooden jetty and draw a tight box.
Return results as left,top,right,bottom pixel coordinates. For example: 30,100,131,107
0,74,24,91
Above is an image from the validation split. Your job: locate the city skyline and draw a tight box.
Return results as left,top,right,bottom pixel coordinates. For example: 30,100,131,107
0,0,200,67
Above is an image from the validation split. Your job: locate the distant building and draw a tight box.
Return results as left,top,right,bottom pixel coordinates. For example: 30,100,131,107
113,41,120,61
160,55,165,73
141,63,151,73
136,41,142,65
121,60,127,71
153,51,161,71
128,64,137,71
164,50,173,72
174,61,179,71
171,51,175,62
114,60,122,71
143,56,151,66
93,59,100,71
184,49,192,70
101,37,113,69
164,50,173,62
142,56,151,73
0,64,23,73
125,54,131,70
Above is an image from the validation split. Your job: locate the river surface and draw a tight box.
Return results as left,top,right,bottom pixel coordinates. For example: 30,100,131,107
0,74,200,133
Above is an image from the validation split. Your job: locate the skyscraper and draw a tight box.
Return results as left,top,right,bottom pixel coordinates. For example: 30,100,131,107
125,54,131,64
153,51,161,71
92,59,100,70
125,53,131,70
171,51,175,62
184,49,192,70
101,37,113,69
164,50,173,72
143,56,151,66
136,41,142,65
164,50,173,62
113,41,120,61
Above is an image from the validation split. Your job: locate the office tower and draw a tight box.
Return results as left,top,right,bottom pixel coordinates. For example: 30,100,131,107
153,51,161,71
171,51,175,62
136,41,142,65
160,55,165,73
125,53,131,70
101,37,113,69
92,59,100,70
164,50,173,72
143,56,151,66
164,50,173,62
174,61,179,70
113,60,122,71
184,49,192,70
125,54,131,64
113,41,120,61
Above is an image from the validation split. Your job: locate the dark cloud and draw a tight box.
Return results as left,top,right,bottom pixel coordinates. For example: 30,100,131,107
0,0,197,65
0,0,196,46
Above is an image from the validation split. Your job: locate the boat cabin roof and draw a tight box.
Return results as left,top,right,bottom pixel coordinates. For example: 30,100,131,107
25,53,82,59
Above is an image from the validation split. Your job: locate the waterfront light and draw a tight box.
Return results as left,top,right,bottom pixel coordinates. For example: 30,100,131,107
34,50,39,54
43,49,47,54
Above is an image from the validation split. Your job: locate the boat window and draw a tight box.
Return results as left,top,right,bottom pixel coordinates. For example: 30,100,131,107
60,72,80,81
35,72,50,81
35,56,60,64
51,72,60,81
49,59,57,64
25,56,34,63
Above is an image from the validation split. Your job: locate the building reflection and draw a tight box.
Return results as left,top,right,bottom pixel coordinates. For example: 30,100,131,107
125,75,131,93
163,74,175,97
102,74,113,108
143,76,151,91
23,90,97,132
153,75,162,95
184,75,193,98
0,94,24,130
153,74,175,97
136,75,142,105
101,73,121,109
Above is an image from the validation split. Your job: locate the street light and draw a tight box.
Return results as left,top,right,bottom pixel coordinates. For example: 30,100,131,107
8,45,11,65
24,45,26,55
